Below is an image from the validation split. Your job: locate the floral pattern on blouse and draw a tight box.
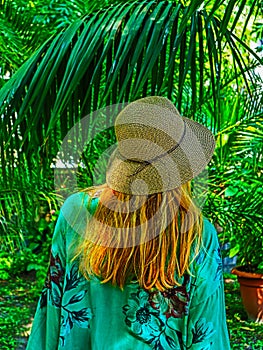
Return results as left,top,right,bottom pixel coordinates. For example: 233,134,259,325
191,318,215,347
149,275,190,319
39,252,92,346
123,275,215,349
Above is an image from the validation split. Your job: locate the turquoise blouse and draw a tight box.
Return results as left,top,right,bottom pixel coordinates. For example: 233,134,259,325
26,192,231,350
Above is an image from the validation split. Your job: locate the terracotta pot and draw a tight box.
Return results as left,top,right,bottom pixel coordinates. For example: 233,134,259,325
231,266,263,323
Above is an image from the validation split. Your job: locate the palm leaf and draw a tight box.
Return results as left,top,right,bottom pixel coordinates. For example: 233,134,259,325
0,0,262,228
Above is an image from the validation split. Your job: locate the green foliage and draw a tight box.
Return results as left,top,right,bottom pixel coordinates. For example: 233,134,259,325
203,91,263,269
0,0,85,83
0,255,12,279
1,0,261,136
0,189,59,279
0,181,60,247
0,0,137,86
0,273,44,350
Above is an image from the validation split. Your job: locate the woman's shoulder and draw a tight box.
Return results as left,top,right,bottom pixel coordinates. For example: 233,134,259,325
192,217,221,272
193,217,222,277
63,191,89,204
59,189,100,236
201,217,220,249
191,218,224,303
62,188,102,213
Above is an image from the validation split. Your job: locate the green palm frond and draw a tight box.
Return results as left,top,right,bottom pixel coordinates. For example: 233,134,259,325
0,0,262,237
0,0,97,81
1,0,261,141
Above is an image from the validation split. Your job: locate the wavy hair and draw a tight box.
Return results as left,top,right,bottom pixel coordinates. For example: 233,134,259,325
74,182,203,291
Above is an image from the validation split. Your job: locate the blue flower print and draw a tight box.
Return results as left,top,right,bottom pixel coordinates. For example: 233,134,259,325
123,289,165,343
59,265,93,346
192,318,215,346
60,306,92,346
123,279,217,349
123,276,193,349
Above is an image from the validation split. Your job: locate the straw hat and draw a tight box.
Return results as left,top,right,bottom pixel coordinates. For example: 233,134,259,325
106,96,215,195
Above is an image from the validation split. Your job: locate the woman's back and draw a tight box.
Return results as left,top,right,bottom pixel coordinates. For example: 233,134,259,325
27,191,230,350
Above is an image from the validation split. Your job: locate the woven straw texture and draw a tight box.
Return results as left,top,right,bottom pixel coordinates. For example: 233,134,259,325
106,97,215,194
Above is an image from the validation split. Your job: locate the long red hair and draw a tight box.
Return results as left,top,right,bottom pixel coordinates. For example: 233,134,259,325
74,182,203,291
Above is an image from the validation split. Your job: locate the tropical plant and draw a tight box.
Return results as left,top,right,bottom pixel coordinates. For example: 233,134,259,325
203,88,263,270
0,0,118,86
0,0,71,83
0,0,262,263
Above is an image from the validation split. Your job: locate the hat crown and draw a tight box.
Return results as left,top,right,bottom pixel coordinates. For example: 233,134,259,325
106,96,215,195
115,97,184,161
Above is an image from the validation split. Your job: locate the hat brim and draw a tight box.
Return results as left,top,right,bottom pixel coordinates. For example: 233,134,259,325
106,117,215,195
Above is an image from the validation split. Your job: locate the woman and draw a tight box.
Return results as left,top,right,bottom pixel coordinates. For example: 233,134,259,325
27,96,230,349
